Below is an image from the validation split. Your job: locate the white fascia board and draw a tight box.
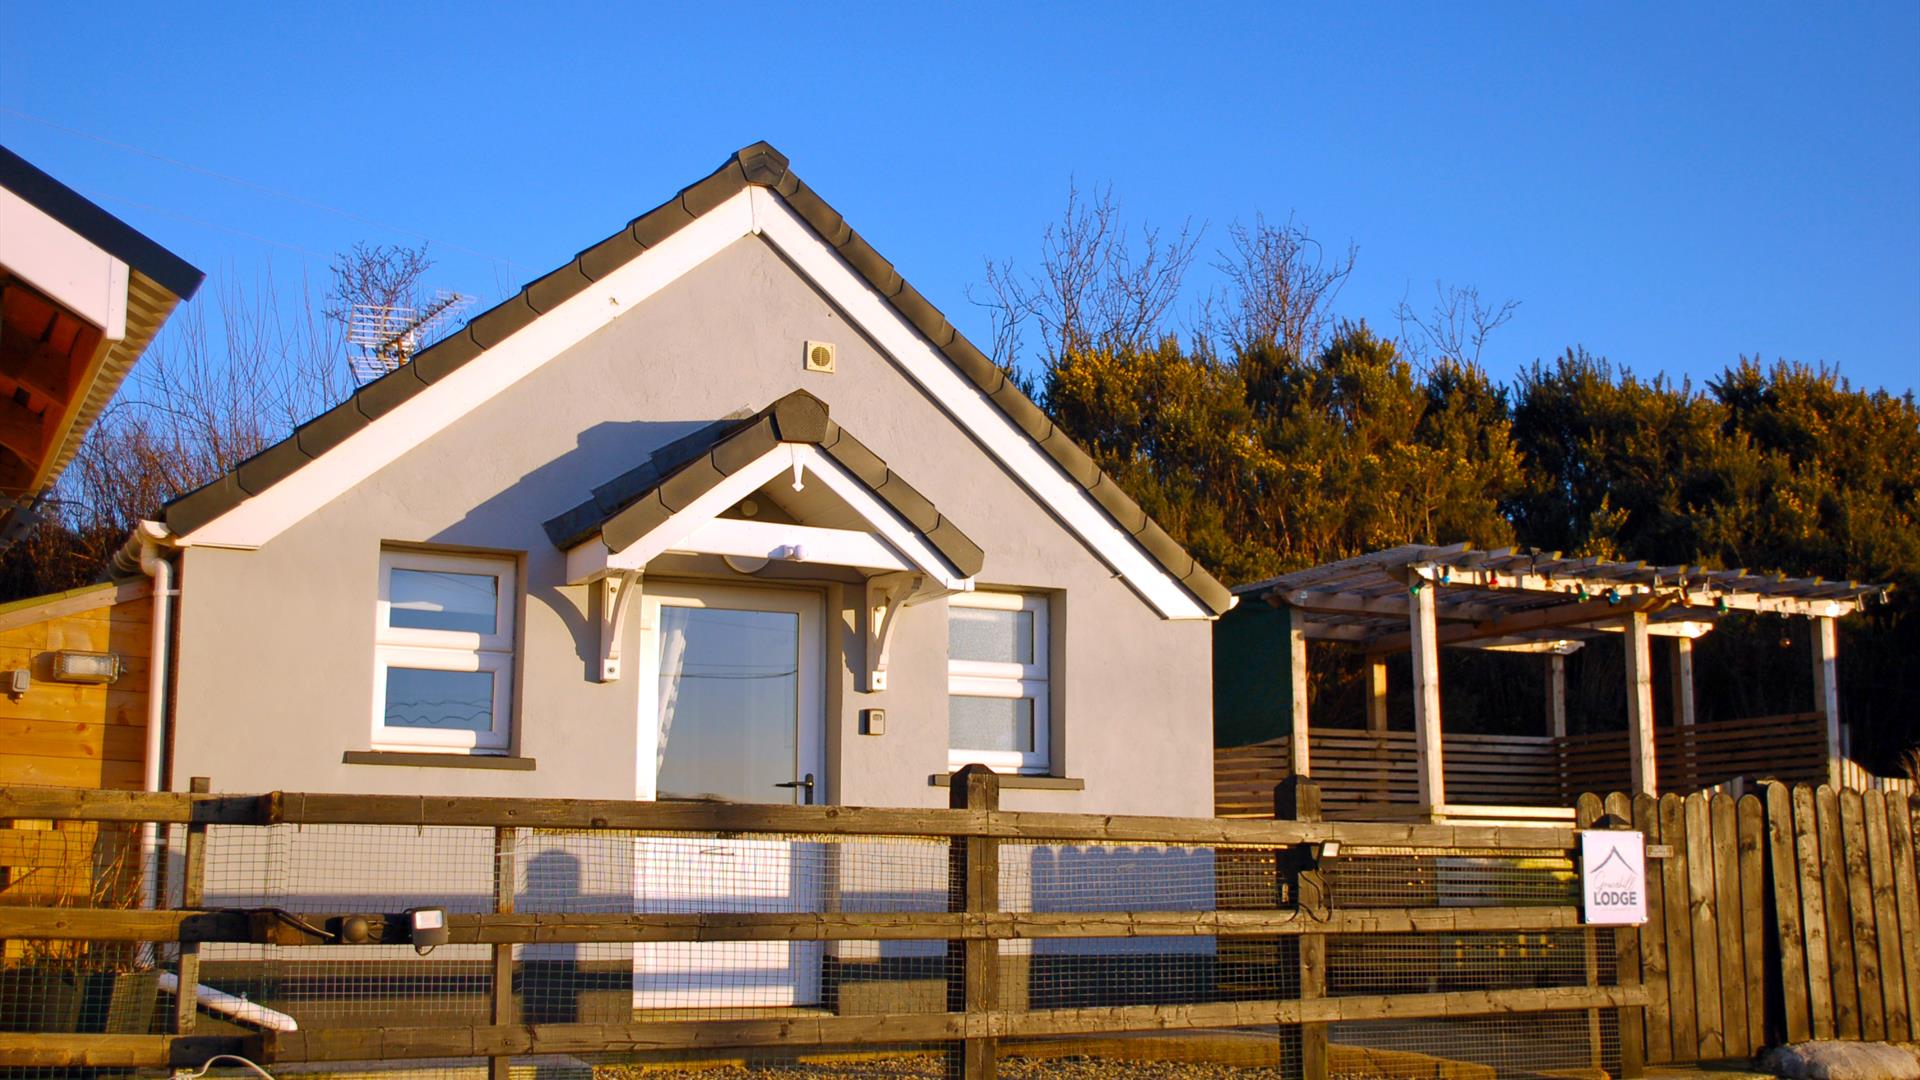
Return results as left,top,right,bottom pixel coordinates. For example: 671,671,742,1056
181,191,756,549
750,189,1207,619
790,446,969,589
171,181,1205,619
0,186,129,340
578,444,967,590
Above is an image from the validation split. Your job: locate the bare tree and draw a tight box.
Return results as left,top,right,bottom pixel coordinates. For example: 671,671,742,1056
1210,214,1357,359
970,182,1200,373
325,242,433,328
0,260,360,596
1394,280,1519,369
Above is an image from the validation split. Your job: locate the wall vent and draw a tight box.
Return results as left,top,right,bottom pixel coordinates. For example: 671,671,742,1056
804,340,836,374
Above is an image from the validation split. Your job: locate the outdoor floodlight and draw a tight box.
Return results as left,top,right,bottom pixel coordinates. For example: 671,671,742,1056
50,650,121,684
407,906,449,952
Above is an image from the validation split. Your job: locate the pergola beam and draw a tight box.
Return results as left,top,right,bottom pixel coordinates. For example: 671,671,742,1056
1813,616,1841,787
1364,595,1672,655
1625,612,1657,795
1547,654,1568,738
1278,588,1509,623
1365,659,1388,732
1670,638,1696,728
1288,614,1310,778
1409,579,1444,811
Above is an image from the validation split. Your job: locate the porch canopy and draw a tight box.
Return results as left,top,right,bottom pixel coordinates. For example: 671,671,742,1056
546,389,984,688
1234,543,1891,817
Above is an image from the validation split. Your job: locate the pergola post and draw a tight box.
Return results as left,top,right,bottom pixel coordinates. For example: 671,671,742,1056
1409,574,1445,812
1288,608,1310,779
1366,659,1389,732
1669,638,1696,727
1546,654,1568,738
1624,611,1657,795
1813,616,1841,788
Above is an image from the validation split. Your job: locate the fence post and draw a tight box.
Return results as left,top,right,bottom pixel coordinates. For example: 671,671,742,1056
1276,777,1327,1080
948,764,999,1080
490,826,517,1080
172,777,210,1035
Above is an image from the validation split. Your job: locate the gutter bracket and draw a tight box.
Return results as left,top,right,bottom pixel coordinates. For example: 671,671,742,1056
598,569,642,682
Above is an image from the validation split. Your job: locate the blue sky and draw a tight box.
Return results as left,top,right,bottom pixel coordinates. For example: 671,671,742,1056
4,3,1916,395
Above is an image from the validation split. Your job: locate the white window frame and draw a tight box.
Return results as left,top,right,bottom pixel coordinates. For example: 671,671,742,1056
372,549,516,753
947,591,1050,774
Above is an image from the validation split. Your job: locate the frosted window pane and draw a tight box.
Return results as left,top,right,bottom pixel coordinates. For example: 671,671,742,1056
384,668,493,732
949,696,1034,752
390,569,497,633
949,606,1034,664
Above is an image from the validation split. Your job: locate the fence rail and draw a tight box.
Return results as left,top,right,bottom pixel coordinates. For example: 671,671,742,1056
0,776,1637,1079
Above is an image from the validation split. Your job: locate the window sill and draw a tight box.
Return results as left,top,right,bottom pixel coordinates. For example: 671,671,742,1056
344,750,536,771
928,772,1084,791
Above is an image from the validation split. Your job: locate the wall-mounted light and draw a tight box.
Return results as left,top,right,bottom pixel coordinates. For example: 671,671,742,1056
5,669,29,697
50,651,121,685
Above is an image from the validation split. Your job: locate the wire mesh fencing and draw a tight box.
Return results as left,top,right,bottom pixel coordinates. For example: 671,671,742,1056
0,784,1637,1080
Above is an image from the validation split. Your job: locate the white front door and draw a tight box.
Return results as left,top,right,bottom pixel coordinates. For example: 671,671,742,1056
633,581,825,1008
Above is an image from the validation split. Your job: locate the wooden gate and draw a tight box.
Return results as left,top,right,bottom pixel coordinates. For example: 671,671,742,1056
1763,783,1920,1045
1580,783,1920,1066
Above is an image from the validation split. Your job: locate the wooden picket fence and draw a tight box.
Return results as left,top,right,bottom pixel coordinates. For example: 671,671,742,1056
1578,783,1920,1066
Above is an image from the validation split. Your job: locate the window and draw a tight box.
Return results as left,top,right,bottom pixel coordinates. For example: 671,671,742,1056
947,591,1049,773
373,550,515,753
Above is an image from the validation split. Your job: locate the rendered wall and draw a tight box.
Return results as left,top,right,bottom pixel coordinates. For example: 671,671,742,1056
170,236,1213,817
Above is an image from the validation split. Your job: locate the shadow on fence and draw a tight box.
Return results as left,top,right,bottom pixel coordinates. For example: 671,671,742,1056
0,773,1642,1079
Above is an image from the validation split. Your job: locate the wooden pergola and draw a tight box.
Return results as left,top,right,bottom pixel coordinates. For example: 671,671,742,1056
1234,544,1892,815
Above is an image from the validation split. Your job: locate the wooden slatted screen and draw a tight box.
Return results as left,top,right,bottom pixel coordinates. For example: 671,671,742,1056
1217,713,1832,819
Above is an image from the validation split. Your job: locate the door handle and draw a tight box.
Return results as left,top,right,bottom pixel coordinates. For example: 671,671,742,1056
774,773,815,805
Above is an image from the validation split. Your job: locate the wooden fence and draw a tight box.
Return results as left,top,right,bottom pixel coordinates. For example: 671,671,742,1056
1219,712,1832,818
0,777,1644,1079
1577,783,1919,1067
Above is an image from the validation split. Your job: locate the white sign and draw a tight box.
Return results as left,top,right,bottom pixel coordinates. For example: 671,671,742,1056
1580,830,1648,925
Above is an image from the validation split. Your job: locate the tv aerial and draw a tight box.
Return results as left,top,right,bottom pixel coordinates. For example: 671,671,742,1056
347,291,473,383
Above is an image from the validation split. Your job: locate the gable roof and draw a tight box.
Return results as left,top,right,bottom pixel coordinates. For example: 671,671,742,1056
158,143,1231,617
545,388,985,579
1,144,206,535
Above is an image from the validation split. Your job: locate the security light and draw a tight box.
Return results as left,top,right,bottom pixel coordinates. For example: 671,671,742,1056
407,906,449,952
50,651,120,684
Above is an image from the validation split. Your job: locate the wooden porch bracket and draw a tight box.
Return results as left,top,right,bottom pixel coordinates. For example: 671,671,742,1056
596,569,642,682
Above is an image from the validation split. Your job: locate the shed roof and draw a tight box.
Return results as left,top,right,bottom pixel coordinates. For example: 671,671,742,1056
1235,543,1892,649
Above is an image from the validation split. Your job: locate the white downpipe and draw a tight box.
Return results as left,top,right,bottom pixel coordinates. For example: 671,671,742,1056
155,972,298,1032
123,521,176,965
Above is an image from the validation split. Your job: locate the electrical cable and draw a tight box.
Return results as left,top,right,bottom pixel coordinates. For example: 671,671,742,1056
172,1053,277,1079
259,907,337,941
1,106,530,270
